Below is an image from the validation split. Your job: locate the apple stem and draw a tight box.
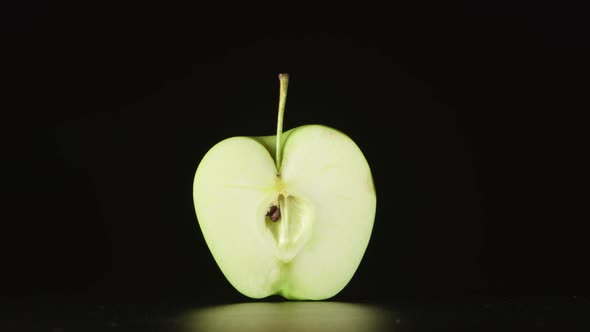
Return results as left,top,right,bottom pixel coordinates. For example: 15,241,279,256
276,73,289,173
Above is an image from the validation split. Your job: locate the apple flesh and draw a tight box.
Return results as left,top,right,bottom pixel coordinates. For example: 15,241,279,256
193,74,376,300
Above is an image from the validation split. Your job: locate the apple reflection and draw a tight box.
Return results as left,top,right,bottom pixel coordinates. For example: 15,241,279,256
177,302,397,332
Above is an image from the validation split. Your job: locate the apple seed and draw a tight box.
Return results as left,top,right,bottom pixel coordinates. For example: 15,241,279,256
266,205,281,222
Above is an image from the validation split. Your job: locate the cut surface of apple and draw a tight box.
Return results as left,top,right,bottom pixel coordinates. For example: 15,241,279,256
193,74,376,300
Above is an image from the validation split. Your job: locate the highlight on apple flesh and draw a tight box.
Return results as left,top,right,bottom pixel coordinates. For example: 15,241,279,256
193,73,377,300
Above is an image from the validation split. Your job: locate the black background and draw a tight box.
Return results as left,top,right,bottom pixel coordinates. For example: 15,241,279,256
2,1,586,307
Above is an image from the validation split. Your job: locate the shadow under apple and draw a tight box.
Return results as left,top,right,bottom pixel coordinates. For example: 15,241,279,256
176,301,398,332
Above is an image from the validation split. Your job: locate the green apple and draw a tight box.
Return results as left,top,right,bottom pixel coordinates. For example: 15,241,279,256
193,74,376,300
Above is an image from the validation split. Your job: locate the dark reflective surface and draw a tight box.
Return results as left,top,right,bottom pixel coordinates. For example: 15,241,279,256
2,296,587,331
177,302,398,332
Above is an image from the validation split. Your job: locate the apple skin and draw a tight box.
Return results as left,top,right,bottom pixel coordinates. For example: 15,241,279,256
193,124,376,300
